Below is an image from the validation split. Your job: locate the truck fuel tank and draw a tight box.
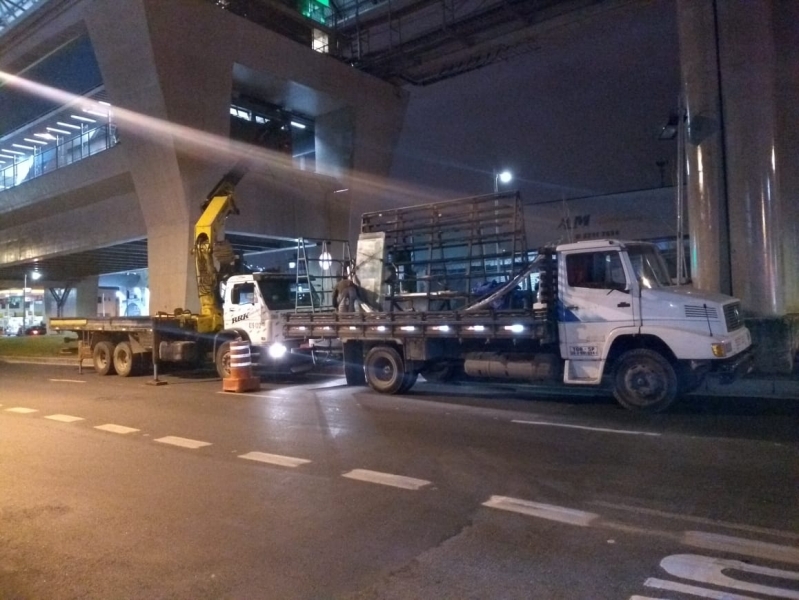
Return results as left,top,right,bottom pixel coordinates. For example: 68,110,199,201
463,352,559,381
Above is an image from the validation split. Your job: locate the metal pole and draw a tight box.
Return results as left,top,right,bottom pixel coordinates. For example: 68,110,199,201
22,273,26,333
676,95,686,285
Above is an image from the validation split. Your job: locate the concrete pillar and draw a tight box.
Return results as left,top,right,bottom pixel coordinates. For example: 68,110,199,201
73,276,99,317
676,0,731,296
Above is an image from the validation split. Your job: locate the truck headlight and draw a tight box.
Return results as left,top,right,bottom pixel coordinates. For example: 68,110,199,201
268,343,287,359
711,341,732,357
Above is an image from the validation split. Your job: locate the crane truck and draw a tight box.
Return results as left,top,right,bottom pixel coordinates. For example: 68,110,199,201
50,165,329,379
283,191,754,412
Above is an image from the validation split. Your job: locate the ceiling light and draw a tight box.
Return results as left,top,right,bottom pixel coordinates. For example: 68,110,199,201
12,144,35,150
98,101,111,106
70,115,96,123
290,121,306,129
35,133,57,140
0,153,19,159
57,121,81,130
47,127,71,135
83,109,107,117
24,138,47,145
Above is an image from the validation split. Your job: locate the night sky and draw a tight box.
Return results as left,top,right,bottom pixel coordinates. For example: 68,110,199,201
390,0,680,205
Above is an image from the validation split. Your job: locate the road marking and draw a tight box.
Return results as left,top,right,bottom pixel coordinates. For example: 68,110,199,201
154,436,212,449
5,407,38,414
629,596,669,600
95,424,140,434
483,496,598,526
48,379,85,383
660,554,799,599
591,501,799,541
45,414,84,423
238,451,311,468
682,531,799,565
645,577,759,600
342,469,431,490
512,420,661,437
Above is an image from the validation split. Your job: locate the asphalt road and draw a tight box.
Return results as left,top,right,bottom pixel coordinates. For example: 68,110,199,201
1,362,798,600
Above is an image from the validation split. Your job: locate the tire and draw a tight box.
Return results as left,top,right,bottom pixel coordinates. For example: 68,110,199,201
364,346,405,394
613,348,678,412
398,372,418,393
343,341,365,386
113,341,135,377
215,341,231,380
93,341,116,376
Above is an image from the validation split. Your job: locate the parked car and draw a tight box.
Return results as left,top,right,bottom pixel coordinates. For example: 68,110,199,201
22,324,47,336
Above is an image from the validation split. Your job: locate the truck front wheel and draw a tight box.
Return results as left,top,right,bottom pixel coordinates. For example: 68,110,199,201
93,341,116,376
613,348,678,412
364,346,405,394
215,341,231,379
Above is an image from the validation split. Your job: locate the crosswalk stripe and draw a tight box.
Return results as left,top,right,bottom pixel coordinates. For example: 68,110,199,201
5,407,38,413
95,424,140,434
483,496,598,526
682,531,799,565
154,436,212,449
342,469,430,490
239,451,310,467
45,414,84,423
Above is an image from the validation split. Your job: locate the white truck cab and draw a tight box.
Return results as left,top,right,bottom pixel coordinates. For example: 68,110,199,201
557,239,752,408
219,273,314,374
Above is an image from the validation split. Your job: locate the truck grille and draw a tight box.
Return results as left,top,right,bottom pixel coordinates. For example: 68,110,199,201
684,305,718,319
724,302,744,331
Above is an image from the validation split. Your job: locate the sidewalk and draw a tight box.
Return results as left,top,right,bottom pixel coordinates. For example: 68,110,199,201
3,355,798,400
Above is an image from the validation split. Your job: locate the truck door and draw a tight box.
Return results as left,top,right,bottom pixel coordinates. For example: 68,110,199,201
558,249,635,383
225,281,266,339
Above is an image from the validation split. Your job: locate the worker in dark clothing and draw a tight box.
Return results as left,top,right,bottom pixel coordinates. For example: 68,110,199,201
333,276,361,312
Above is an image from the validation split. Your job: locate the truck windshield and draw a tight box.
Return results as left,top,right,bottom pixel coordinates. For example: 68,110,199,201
626,244,673,288
256,279,295,310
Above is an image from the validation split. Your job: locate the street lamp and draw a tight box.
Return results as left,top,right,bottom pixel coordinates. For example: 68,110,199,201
22,270,41,333
494,170,512,193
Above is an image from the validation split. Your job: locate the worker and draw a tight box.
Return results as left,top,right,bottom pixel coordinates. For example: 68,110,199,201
333,274,361,312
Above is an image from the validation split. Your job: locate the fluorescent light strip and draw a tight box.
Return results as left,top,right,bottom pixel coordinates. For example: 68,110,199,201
47,127,71,135
83,109,107,117
70,115,96,123
34,133,57,139
56,121,81,130
290,121,306,129
12,144,34,150
24,138,47,145
0,153,18,159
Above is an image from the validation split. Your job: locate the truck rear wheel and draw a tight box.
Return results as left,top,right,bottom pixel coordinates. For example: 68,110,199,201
364,346,405,394
343,341,365,386
613,348,678,412
215,341,231,379
113,341,135,377
93,341,116,376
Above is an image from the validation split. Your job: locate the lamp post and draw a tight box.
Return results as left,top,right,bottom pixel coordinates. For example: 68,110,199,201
22,270,41,333
494,170,512,193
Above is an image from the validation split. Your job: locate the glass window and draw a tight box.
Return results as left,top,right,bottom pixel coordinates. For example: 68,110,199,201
231,283,256,305
566,251,627,290
626,244,673,288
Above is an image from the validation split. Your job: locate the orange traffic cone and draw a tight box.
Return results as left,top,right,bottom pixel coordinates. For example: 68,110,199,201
222,340,261,393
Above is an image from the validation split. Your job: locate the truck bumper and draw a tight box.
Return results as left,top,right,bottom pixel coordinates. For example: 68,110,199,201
711,346,756,384
253,347,315,375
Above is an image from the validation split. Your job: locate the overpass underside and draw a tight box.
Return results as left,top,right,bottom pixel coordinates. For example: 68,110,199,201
0,0,408,315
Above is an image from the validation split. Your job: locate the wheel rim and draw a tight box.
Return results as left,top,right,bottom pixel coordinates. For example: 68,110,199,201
372,356,395,384
622,362,667,405
97,348,110,368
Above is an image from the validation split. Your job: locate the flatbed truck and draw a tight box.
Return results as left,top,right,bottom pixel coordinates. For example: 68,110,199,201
284,192,754,412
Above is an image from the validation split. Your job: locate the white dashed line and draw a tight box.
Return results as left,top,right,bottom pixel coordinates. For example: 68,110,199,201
95,424,140,434
483,495,599,526
681,530,799,565
45,414,85,423
342,469,431,490
154,436,212,449
48,379,86,383
512,420,661,437
239,451,311,468
5,407,38,414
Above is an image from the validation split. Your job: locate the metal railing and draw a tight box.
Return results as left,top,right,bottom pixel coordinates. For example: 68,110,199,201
0,123,118,191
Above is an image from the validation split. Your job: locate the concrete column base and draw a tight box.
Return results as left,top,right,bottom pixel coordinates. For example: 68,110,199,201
745,316,799,375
